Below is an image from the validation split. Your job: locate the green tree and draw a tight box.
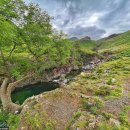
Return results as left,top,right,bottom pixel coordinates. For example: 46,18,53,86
0,0,29,113
0,0,81,113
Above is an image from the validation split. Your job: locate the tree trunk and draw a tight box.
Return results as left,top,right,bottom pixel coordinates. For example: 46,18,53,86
0,76,31,113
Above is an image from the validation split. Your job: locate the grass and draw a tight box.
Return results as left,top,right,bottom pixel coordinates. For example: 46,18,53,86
1,29,130,129
0,104,20,130
66,30,130,129
119,106,130,127
97,30,130,50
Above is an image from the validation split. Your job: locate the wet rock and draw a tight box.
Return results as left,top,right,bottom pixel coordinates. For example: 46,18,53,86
63,79,68,84
53,79,60,83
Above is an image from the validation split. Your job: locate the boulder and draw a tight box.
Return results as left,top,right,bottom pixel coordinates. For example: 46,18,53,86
18,89,81,130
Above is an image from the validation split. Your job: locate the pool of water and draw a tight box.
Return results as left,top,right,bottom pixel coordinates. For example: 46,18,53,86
11,82,59,104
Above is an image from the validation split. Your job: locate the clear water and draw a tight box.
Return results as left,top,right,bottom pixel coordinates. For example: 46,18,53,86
11,82,59,104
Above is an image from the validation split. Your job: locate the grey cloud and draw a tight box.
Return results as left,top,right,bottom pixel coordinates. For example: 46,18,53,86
25,0,130,39
68,26,106,39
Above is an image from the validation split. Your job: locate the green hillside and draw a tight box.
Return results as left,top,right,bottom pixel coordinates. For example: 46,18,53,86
65,31,130,129
62,31,130,130
97,31,130,58
79,39,97,55
1,0,130,129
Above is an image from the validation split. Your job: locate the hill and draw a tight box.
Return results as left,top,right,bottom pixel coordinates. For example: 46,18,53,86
0,1,130,129
17,31,130,129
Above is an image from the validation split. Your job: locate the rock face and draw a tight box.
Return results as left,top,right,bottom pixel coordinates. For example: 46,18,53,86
105,34,120,39
14,54,100,90
18,88,81,130
81,54,102,70
80,36,91,41
70,37,78,41
15,64,78,89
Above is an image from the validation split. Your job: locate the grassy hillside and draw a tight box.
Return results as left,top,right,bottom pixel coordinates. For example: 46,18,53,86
65,31,130,129
16,31,130,130
97,31,130,59
79,39,97,55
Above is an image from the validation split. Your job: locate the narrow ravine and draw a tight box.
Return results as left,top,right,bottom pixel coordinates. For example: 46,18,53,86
11,69,82,104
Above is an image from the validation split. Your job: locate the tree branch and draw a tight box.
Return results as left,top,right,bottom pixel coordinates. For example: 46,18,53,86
7,43,16,59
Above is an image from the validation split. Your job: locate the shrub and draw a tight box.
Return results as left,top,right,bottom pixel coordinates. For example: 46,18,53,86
83,97,104,114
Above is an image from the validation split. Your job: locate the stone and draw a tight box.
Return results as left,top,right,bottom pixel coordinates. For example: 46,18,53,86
53,79,59,83
81,94,91,99
80,72,87,77
14,110,19,114
88,121,96,129
21,127,26,130
63,79,68,84
109,118,120,126
111,78,116,83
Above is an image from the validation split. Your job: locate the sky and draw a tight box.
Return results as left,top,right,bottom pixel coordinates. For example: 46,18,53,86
25,0,130,39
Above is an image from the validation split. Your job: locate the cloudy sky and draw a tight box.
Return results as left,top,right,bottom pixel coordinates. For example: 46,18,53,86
25,0,130,39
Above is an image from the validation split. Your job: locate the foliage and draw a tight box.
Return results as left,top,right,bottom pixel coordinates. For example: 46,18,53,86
0,0,81,79
65,111,81,130
82,97,104,114
119,106,130,127
25,110,55,130
0,106,20,130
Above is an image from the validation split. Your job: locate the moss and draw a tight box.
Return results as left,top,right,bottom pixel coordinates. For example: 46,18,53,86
25,110,55,130
65,111,81,130
101,112,114,120
76,121,88,128
119,106,130,127
82,96,104,115
94,85,111,96
97,122,120,130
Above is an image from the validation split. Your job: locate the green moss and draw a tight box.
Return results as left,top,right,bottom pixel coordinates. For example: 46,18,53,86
94,85,111,96
101,112,114,120
76,121,88,128
82,96,104,115
97,122,120,130
119,106,130,127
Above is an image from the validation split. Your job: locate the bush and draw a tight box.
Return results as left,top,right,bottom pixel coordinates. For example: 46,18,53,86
94,85,111,96
0,108,20,130
83,97,104,114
